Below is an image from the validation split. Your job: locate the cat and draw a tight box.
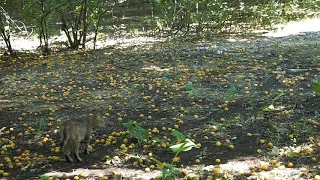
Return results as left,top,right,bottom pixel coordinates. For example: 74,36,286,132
59,111,104,162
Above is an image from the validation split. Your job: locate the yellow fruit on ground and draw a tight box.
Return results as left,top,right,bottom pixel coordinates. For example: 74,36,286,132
182,170,189,175
270,159,277,164
287,162,293,168
301,167,308,172
314,175,320,180
79,172,85,178
172,157,180,163
215,141,221,147
102,176,109,180
145,167,150,172
288,134,294,139
212,168,220,176
260,164,269,171
62,173,68,179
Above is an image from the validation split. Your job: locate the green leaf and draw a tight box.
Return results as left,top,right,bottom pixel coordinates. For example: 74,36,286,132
152,137,163,143
162,164,180,180
128,125,148,141
169,139,197,153
38,119,46,132
151,158,165,167
261,106,270,111
248,98,256,104
271,92,284,104
227,85,236,97
163,70,170,77
161,70,170,81
184,82,193,91
210,122,221,126
313,78,320,96
122,121,133,128
122,121,148,141
161,76,168,81
187,92,193,98
171,131,186,141
211,64,220,70
256,113,264,120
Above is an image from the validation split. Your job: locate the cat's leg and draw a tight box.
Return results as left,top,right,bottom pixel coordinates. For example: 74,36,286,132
63,144,73,163
73,141,83,162
83,134,90,154
83,141,90,154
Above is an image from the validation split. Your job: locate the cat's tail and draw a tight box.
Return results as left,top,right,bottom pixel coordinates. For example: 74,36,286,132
59,126,68,146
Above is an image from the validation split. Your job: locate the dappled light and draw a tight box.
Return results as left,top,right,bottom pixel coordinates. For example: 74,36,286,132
42,167,160,180
265,18,320,37
141,65,172,72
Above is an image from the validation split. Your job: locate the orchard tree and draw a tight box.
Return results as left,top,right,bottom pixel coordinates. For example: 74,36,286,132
90,0,117,49
24,0,65,54
55,0,90,49
0,5,29,58
0,6,16,58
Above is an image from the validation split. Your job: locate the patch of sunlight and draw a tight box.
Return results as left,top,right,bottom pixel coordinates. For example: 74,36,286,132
228,38,250,43
95,36,164,49
142,65,172,72
43,167,160,180
0,100,12,103
201,156,303,180
279,143,315,157
0,33,164,51
265,17,320,37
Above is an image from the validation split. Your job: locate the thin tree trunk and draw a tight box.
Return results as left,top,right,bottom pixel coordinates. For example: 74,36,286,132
82,0,87,49
1,31,17,58
0,13,17,58
61,17,73,47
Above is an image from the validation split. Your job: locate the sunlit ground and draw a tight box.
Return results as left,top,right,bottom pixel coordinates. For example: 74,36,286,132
41,154,306,179
264,17,320,37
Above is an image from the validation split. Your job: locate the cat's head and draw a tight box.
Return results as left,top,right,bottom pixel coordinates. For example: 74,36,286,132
90,111,105,127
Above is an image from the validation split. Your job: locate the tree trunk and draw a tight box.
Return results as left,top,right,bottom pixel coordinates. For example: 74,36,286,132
81,0,88,49
1,30,17,58
61,17,73,48
0,13,17,58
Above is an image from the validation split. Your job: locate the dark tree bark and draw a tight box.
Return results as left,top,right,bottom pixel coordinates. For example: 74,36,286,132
0,10,17,58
